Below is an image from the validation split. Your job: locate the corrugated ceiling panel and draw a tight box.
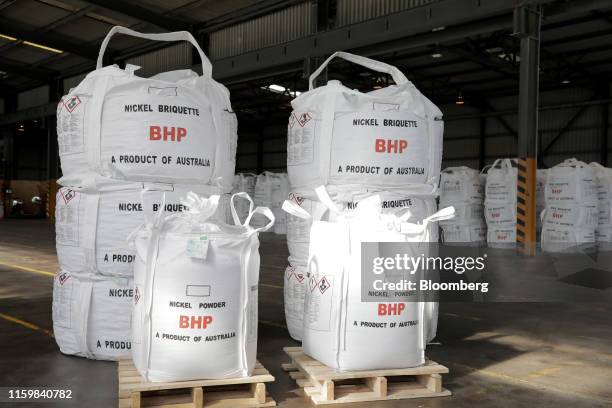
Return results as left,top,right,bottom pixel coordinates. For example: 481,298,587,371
209,2,314,59
336,0,435,27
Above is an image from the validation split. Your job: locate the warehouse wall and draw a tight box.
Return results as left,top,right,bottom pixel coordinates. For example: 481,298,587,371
441,84,612,171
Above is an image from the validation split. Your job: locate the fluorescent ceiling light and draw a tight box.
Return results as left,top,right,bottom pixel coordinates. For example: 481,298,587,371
268,84,286,93
0,33,63,53
22,41,63,54
431,52,443,58
0,34,17,41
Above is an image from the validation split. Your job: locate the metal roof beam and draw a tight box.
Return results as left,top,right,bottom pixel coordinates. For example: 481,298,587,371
0,17,99,60
81,0,193,31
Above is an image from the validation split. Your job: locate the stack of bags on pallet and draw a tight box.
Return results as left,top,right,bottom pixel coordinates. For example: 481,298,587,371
438,167,486,244
484,159,518,248
52,27,236,360
283,52,446,370
250,172,289,234
130,192,273,381
590,163,612,249
541,159,598,252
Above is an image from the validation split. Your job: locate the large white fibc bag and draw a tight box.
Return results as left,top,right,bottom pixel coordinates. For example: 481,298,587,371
272,174,289,235
545,159,597,204
130,192,273,382
52,270,133,360
441,222,487,243
284,259,307,341
541,226,595,253
285,188,437,262
55,184,226,276
439,167,484,206
288,52,442,193
487,226,516,247
590,163,612,244
485,159,517,204
57,26,236,190
286,187,453,370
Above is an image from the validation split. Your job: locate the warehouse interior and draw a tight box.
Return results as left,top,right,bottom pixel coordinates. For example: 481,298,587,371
0,0,611,407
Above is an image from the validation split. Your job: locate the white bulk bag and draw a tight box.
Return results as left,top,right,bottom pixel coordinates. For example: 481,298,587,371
287,187,453,370
440,204,484,225
284,260,307,341
52,271,133,360
541,226,595,253
288,52,442,193
272,173,289,234
441,223,487,243
541,203,598,228
545,159,597,204
439,167,484,206
486,226,516,247
285,189,437,263
484,202,517,226
485,159,517,203
55,184,225,276
57,26,236,190
130,192,273,382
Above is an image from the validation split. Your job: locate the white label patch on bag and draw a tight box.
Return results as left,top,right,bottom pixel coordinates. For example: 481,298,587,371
287,111,315,165
186,236,210,259
305,275,334,331
247,285,258,342
329,110,427,184
52,273,73,329
57,95,87,155
55,190,80,246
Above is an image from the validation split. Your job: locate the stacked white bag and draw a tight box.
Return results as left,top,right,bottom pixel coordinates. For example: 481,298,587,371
439,167,486,243
53,26,236,360
484,159,518,247
283,188,437,341
286,187,453,370
541,159,598,252
284,51,444,355
231,173,256,223
252,172,288,234
590,162,612,246
130,193,273,382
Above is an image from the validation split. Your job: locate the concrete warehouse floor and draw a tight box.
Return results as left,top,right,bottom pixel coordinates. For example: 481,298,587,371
0,219,610,407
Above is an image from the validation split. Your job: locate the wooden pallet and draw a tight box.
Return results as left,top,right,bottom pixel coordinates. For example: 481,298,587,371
118,359,276,408
282,347,451,405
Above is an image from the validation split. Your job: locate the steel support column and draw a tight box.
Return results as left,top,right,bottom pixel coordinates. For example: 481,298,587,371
514,3,541,255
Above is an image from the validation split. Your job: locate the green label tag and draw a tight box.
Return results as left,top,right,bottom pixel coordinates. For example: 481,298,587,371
186,235,209,259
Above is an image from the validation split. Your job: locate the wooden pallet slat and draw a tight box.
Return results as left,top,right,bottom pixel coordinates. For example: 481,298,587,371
282,347,451,405
118,359,276,408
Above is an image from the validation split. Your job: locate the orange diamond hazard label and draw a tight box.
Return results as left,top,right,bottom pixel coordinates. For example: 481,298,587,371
61,189,76,204
134,287,141,304
309,277,318,292
318,277,331,294
58,272,70,286
297,112,312,127
289,192,304,206
296,273,305,283
63,96,81,113
288,113,297,129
